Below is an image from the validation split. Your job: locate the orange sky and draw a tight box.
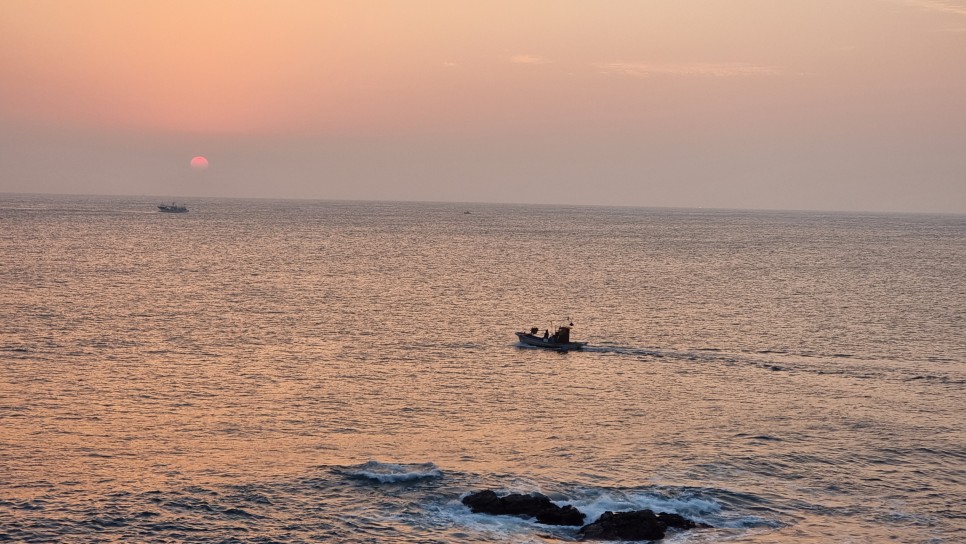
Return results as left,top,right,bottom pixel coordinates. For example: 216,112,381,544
1,0,965,211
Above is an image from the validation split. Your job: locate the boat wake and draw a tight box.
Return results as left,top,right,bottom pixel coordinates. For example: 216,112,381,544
580,343,966,389
581,344,665,358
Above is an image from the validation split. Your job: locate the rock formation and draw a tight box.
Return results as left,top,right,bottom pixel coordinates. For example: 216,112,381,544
579,509,711,541
462,489,712,540
461,490,586,526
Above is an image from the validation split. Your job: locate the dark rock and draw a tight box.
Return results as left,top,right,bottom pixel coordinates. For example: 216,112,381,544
461,490,586,526
579,509,711,540
462,489,501,513
579,510,665,541
537,504,585,526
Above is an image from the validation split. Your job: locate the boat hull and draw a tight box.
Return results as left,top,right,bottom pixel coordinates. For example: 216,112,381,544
515,332,586,351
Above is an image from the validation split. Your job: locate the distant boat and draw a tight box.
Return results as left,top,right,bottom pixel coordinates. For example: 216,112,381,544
516,320,587,351
158,202,188,213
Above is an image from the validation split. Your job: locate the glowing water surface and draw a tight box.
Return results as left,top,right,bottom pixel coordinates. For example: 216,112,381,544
1,195,963,542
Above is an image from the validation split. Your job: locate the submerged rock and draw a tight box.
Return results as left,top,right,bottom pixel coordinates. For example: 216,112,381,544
461,490,586,526
579,509,711,541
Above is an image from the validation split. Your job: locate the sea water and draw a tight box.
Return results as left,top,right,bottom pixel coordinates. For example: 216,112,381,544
1,194,963,542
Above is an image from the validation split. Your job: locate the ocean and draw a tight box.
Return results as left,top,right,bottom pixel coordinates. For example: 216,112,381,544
1,194,963,542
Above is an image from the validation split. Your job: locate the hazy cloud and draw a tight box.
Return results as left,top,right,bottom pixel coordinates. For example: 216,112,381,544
599,62,783,78
898,0,966,17
510,54,549,64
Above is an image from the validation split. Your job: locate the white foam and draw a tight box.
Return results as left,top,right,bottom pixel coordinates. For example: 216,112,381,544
571,489,782,530
571,490,722,525
434,498,577,542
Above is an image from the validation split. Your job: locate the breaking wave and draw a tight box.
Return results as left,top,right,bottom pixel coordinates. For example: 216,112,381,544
335,460,444,483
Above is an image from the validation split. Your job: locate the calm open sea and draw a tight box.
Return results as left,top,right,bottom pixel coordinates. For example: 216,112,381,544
1,194,964,543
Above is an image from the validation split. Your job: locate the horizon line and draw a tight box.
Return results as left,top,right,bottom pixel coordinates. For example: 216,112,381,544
1,190,963,217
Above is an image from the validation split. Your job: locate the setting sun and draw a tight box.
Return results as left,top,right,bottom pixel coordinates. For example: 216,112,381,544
190,156,209,171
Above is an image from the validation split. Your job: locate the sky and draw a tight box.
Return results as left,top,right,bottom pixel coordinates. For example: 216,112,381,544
1,0,965,213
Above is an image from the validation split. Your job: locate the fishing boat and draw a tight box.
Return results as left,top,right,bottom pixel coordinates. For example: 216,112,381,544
516,320,587,351
158,202,188,213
